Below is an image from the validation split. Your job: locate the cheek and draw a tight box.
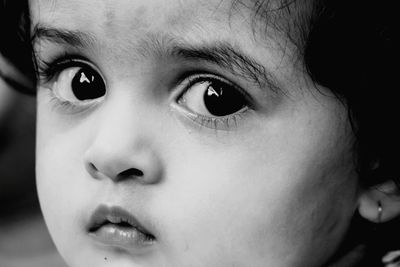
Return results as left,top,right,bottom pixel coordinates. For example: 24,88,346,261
154,126,358,266
36,106,91,260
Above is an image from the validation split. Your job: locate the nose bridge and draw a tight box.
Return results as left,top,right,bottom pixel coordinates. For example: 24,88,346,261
95,92,148,151
84,91,162,183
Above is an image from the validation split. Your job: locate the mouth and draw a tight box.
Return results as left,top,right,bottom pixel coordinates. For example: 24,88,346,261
87,205,156,251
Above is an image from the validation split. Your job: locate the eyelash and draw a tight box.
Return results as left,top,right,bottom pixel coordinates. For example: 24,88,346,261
177,74,251,131
36,54,90,83
179,108,247,131
36,54,104,113
36,54,252,130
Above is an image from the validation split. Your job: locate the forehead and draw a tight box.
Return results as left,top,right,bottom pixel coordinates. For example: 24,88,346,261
31,0,238,37
29,0,304,90
29,0,301,46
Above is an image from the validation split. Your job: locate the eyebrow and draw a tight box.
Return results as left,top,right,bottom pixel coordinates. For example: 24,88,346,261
171,43,281,91
32,26,281,92
32,25,96,48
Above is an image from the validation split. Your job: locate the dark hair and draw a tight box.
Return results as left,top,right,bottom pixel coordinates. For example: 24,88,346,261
303,0,399,190
0,0,34,94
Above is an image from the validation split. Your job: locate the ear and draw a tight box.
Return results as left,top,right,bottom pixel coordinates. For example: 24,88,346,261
358,180,400,223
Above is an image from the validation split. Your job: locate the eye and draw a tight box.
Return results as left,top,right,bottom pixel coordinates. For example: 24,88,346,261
178,75,247,117
51,64,106,103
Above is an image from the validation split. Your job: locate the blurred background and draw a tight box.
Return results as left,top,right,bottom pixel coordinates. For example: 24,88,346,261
0,61,66,267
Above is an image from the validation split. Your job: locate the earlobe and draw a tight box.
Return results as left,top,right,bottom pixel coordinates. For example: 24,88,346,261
358,180,400,223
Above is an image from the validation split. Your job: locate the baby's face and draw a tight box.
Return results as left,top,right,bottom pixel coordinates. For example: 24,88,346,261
32,0,359,266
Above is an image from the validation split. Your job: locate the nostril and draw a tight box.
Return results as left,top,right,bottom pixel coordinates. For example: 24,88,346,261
85,162,99,178
85,161,108,180
118,168,144,179
89,163,98,172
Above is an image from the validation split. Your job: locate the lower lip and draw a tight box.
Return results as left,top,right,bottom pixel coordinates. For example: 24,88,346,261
89,224,155,252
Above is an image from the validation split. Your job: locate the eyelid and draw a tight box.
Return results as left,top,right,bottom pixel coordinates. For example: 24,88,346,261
36,54,105,85
171,72,254,131
176,72,253,108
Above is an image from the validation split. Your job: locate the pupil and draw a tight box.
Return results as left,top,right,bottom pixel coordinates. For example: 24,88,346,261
203,80,245,116
71,67,105,100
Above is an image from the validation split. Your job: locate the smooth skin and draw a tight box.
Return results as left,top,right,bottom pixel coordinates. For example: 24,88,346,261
32,0,371,266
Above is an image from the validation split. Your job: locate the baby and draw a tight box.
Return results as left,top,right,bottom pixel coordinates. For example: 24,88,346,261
1,0,399,266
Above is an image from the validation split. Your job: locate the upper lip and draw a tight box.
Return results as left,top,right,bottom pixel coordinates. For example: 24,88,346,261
87,205,153,237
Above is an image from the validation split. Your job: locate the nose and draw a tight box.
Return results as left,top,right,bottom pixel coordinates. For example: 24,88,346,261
85,147,162,184
83,94,163,185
